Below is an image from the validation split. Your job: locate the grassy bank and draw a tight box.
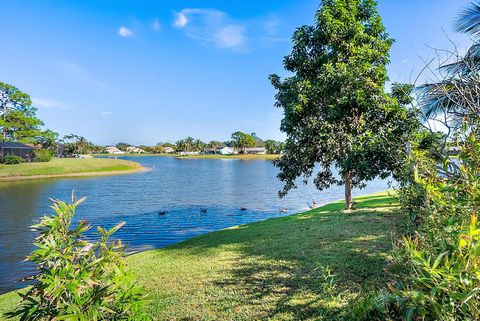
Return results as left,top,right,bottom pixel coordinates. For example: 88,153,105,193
0,191,399,320
0,158,143,181
176,154,279,160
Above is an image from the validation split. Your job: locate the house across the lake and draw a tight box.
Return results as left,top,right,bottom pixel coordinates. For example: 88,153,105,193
244,147,267,155
216,146,235,155
105,146,125,155
0,142,36,162
126,146,146,154
163,147,175,154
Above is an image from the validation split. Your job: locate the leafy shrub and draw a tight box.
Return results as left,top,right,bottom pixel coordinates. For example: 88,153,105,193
3,155,24,164
33,149,53,162
7,194,149,320
388,130,480,321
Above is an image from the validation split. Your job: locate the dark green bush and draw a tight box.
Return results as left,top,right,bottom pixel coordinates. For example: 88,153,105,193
33,148,53,162
3,155,24,164
7,194,149,320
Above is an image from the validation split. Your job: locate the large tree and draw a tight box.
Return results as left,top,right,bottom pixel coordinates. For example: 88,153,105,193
270,0,414,209
231,131,256,154
0,81,43,143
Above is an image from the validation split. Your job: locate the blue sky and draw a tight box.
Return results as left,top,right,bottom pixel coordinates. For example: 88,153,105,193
0,0,472,145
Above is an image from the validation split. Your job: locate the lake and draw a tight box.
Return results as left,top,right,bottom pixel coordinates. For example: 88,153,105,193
0,156,391,293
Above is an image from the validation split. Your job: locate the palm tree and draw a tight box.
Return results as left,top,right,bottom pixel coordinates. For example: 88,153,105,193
417,1,480,125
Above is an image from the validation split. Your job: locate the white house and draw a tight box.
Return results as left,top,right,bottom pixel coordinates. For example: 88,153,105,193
244,147,267,155
163,147,175,154
105,146,125,155
126,146,146,154
216,146,235,155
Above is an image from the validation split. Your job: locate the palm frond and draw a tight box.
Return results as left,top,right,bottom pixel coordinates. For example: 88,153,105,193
455,1,480,37
439,44,480,76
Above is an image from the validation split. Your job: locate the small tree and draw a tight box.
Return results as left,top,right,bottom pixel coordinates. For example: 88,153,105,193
265,140,285,154
270,0,415,209
8,194,149,320
231,131,256,154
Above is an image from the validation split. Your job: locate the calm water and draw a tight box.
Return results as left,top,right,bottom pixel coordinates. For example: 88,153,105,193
0,156,391,293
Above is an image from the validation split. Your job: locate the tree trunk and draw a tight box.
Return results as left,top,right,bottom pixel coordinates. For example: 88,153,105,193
344,171,353,210
2,97,6,140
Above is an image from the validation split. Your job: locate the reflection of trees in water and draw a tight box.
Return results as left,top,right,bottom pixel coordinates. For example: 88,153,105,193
0,180,49,293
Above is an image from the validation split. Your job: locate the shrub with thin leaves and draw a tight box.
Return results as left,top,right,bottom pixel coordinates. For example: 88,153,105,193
7,193,149,320
390,128,480,320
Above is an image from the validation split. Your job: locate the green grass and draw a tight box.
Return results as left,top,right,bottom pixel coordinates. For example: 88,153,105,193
176,154,280,160
0,158,142,179
0,191,399,320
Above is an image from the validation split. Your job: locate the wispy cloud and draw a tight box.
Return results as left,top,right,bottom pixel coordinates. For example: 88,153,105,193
101,111,113,115
152,19,161,31
173,8,248,51
56,60,110,89
260,15,288,45
32,97,70,109
118,26,134,38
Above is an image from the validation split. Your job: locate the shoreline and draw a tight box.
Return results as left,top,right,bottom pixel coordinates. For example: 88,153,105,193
0,159,146,182
0,167,147,182
175,154,279,160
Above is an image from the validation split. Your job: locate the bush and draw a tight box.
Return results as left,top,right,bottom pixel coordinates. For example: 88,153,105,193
33,149,53,162
2,155,24,164
7,194,149,320
388,129,480,321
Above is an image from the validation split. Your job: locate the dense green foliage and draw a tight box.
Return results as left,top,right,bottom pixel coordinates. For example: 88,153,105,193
33,149,53,162
7,194,148,320
2,155,25,165
175,136,207,153
270,0,415,208
264,139,285,154
0,82,44,144
350,3,480,319
231,131,256,153
61,134,102,155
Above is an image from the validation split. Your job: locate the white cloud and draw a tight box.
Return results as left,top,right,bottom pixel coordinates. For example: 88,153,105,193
152,19,161,31
32,98,70,109
101,111,113,115
118,26,133,38
173,8,247,51
174,12,188,28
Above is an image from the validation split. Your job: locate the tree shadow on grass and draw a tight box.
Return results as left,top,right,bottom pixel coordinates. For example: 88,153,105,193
174,202,400,320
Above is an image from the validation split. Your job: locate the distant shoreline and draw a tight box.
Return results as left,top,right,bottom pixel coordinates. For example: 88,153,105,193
174,154,279,160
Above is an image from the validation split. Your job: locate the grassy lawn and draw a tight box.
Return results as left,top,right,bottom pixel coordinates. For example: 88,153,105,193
176,154,279,160
0,191,399,320
0,158,142,180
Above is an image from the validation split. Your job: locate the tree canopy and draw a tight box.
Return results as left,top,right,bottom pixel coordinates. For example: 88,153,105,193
231,131,256,153
0,81,43,143
270,0,415,209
